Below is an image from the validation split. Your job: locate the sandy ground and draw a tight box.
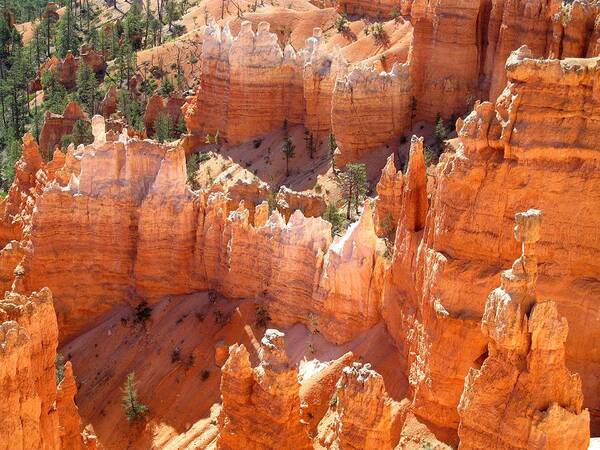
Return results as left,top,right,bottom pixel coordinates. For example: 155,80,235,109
61,290,407,449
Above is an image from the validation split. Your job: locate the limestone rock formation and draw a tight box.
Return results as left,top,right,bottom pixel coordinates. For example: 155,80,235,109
457,209,590,449
218,329,311,449
405,48,600,437
57,362,97,450
143,95,186,137
317,362,407,449
39,102,88,157
99,86,118,117
374,153,404,237
0,288,59,450
183,21,305,145
338,0,400,17
332,62,411,165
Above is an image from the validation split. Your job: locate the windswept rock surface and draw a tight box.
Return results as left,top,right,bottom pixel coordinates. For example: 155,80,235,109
457,210,590,449
218,329,311,449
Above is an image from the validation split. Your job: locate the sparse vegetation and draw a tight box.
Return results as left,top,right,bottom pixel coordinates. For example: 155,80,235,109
55,354,66,385
134,301,152,327
335,163,368,220
155,112,174,143
335,13,349,32
281,135,296,177
122,372,148,422
171,347,181,363
255,304,271,328
322,202,347,237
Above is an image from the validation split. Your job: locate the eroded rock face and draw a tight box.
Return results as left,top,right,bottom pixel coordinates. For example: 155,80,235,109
4,131,381,344
218,329,311,449
332,62,411,165
457,210,590,450
404,49,600,436
143,95,186,137
183,21,305,145
39,102,88,157
317,362,407,449
338,0,400,17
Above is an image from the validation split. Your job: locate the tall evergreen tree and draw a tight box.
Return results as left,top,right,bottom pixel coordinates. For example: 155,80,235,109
76,62,99,115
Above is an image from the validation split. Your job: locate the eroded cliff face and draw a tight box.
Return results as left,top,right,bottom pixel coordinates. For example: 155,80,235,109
182,20,305,145
4,117,384,344
0,288,93,450
402,47,600,436
317,362,407,449
457,210,590,449
332,62,411,166
218,329,311,449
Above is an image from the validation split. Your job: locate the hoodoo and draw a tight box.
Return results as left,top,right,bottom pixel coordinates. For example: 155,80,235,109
0,0,598,448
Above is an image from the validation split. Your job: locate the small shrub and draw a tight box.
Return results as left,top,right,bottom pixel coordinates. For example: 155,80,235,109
134,301,152,326
213,310,225,325
122,372,148,422
195,312,205,322
335,13,349,32
255,305,271,328
208,290,217,304
55,354,66,385
329,394,338,408
171,347,181,363
201,369,210,381
253,138,263,149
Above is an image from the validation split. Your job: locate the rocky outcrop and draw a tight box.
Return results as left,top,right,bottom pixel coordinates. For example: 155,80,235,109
57,362,97,450
32,46,106,93
0,288,93,450
143,95,186,136
39,102,88,157
302,28,348,138
13,124,381,343
218,329,311,449
403,49,600,436
317,362,407,449
338,0,401,17
457,209,590,449
374,153,404,237
409,0,484,121
99,86,117,117
332,62,411,165
0,289,59,450
183,21,305,145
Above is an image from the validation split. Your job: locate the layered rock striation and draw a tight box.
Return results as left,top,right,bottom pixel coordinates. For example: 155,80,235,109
402,48,600,436
457,209,590,449
218,329,311,449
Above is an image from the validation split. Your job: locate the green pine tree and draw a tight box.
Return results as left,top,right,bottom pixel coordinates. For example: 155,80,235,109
336,163,368,219
281,135,295,177
154,112,173,143
122,372,148,422
76,62,99,115
41,70,68,114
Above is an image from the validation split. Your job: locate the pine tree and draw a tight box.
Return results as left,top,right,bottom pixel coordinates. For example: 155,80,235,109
328,132,337,172
281,135,295,177
41,70,68,114
76,62,99,115
336,163,368,219
122,372,148,422
123,2,145,50
117,90,144,131
434,114,447,147
154,112,173,143
158,76,174,97
322,202,346,237
55,5,81,58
